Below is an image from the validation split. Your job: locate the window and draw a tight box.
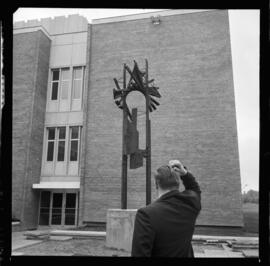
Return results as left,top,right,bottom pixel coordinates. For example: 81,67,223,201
47,127,66,162
51,70,60,100
60,69,70,100
50,68,70,101
57,127,66,161
72,67,83,99
48,66,84,111
51,193,63,225
47,128,55,161
39,192,78,226
39,191,51,225
65,193,76,225
70,126,80,161
45,126,81,163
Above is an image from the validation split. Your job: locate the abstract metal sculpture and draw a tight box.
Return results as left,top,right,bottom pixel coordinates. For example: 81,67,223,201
113,60,161,209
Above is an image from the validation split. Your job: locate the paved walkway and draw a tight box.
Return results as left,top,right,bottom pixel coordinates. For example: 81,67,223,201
11,230,258,257
12,231,43,251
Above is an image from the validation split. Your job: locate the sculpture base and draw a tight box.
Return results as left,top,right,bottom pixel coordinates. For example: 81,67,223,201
106,209,137,252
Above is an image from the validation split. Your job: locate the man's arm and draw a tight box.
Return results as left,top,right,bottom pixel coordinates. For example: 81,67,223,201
180,171,201,194
180,171,201,212
169,160,201,211
131,208,155,257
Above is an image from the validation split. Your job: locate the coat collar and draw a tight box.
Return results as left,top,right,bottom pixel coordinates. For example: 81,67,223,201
156,189,180,202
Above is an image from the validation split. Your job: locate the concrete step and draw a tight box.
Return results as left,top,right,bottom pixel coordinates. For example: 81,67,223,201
50,230,106,238
49,236,73,241
203,249,244,258
26,235,50,240
24,230,50,237
232,244,258,250
193,235,258,242
241,249,259,257
24,230,50,240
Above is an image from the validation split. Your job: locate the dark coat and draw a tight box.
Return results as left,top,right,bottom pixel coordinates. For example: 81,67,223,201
131,172,201,257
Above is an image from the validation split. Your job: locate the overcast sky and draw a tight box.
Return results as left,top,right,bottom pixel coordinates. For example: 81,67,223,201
13,8,260,192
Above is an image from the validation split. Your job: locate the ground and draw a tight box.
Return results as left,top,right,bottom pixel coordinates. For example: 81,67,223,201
13,237,232,257
11,203,258,257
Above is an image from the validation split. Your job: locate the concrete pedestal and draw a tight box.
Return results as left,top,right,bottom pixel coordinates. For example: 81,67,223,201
106,209,137,252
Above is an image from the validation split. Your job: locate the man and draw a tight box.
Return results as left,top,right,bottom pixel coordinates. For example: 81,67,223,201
131,160,201,257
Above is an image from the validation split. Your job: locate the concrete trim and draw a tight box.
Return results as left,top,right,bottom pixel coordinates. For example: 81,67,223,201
32,181,80,189
49,30,88,37
13,26,51,40
92,9,214,24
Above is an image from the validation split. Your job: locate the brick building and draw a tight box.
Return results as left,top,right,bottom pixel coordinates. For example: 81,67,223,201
13,10,243,230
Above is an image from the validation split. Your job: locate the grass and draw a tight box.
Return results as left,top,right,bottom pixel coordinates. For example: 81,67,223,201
242,202,258,235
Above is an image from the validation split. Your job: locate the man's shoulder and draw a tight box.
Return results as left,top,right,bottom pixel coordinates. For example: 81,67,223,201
137,201,161,215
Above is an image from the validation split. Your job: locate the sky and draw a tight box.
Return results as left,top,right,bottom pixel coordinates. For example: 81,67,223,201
13,8,260,192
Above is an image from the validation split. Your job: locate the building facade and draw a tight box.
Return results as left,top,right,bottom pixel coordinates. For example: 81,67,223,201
13,10,243,230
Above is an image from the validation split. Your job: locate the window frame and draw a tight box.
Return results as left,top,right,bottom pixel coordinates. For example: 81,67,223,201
48,66,85,111
57,127,66,162
69,126,81,162
44,126,81,165
50,69,60,101
46,127,56,162
72,66,84,100
60,68,70,100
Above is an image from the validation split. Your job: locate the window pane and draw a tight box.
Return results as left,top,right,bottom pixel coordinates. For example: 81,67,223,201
66,194,76,208
64,213,75,225
61,81,69,99
39,191,51,225
73,80,81,99
74,67,82,79
51,214,62,225
57,141,65,161
52,70,60,81
51,193,63,225
48,128,55,140
59,127,66,139
51,82,58,100
52,193,63,208
70,140,78,161
40,191,51,208
61,69,70,80
40,207,50,214
47,142,54,161
39,212,50,225
71,127,79,139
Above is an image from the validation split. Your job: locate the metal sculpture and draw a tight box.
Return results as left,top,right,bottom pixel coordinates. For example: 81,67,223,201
113,59,161,208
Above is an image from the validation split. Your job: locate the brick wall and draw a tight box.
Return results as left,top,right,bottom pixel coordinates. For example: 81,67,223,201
13,30,51,229
82,10,243,226
79,24,92,225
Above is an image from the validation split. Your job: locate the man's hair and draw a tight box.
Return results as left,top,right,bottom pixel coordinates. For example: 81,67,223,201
154,165,180,190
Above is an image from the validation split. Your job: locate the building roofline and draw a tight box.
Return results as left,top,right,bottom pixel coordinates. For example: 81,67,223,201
91,9,215,25
13,25,51,40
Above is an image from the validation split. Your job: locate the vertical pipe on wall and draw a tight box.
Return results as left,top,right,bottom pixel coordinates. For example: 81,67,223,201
145,59,151,205
121,64,128,209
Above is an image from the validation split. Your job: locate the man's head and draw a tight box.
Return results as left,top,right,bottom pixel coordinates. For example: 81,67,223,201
154,165,180,192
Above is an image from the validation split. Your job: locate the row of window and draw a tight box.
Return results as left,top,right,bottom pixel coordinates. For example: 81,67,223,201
46,126,81,163
50,67,84,101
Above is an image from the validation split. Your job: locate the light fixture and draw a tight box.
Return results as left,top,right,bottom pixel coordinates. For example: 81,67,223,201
150,15,161,25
